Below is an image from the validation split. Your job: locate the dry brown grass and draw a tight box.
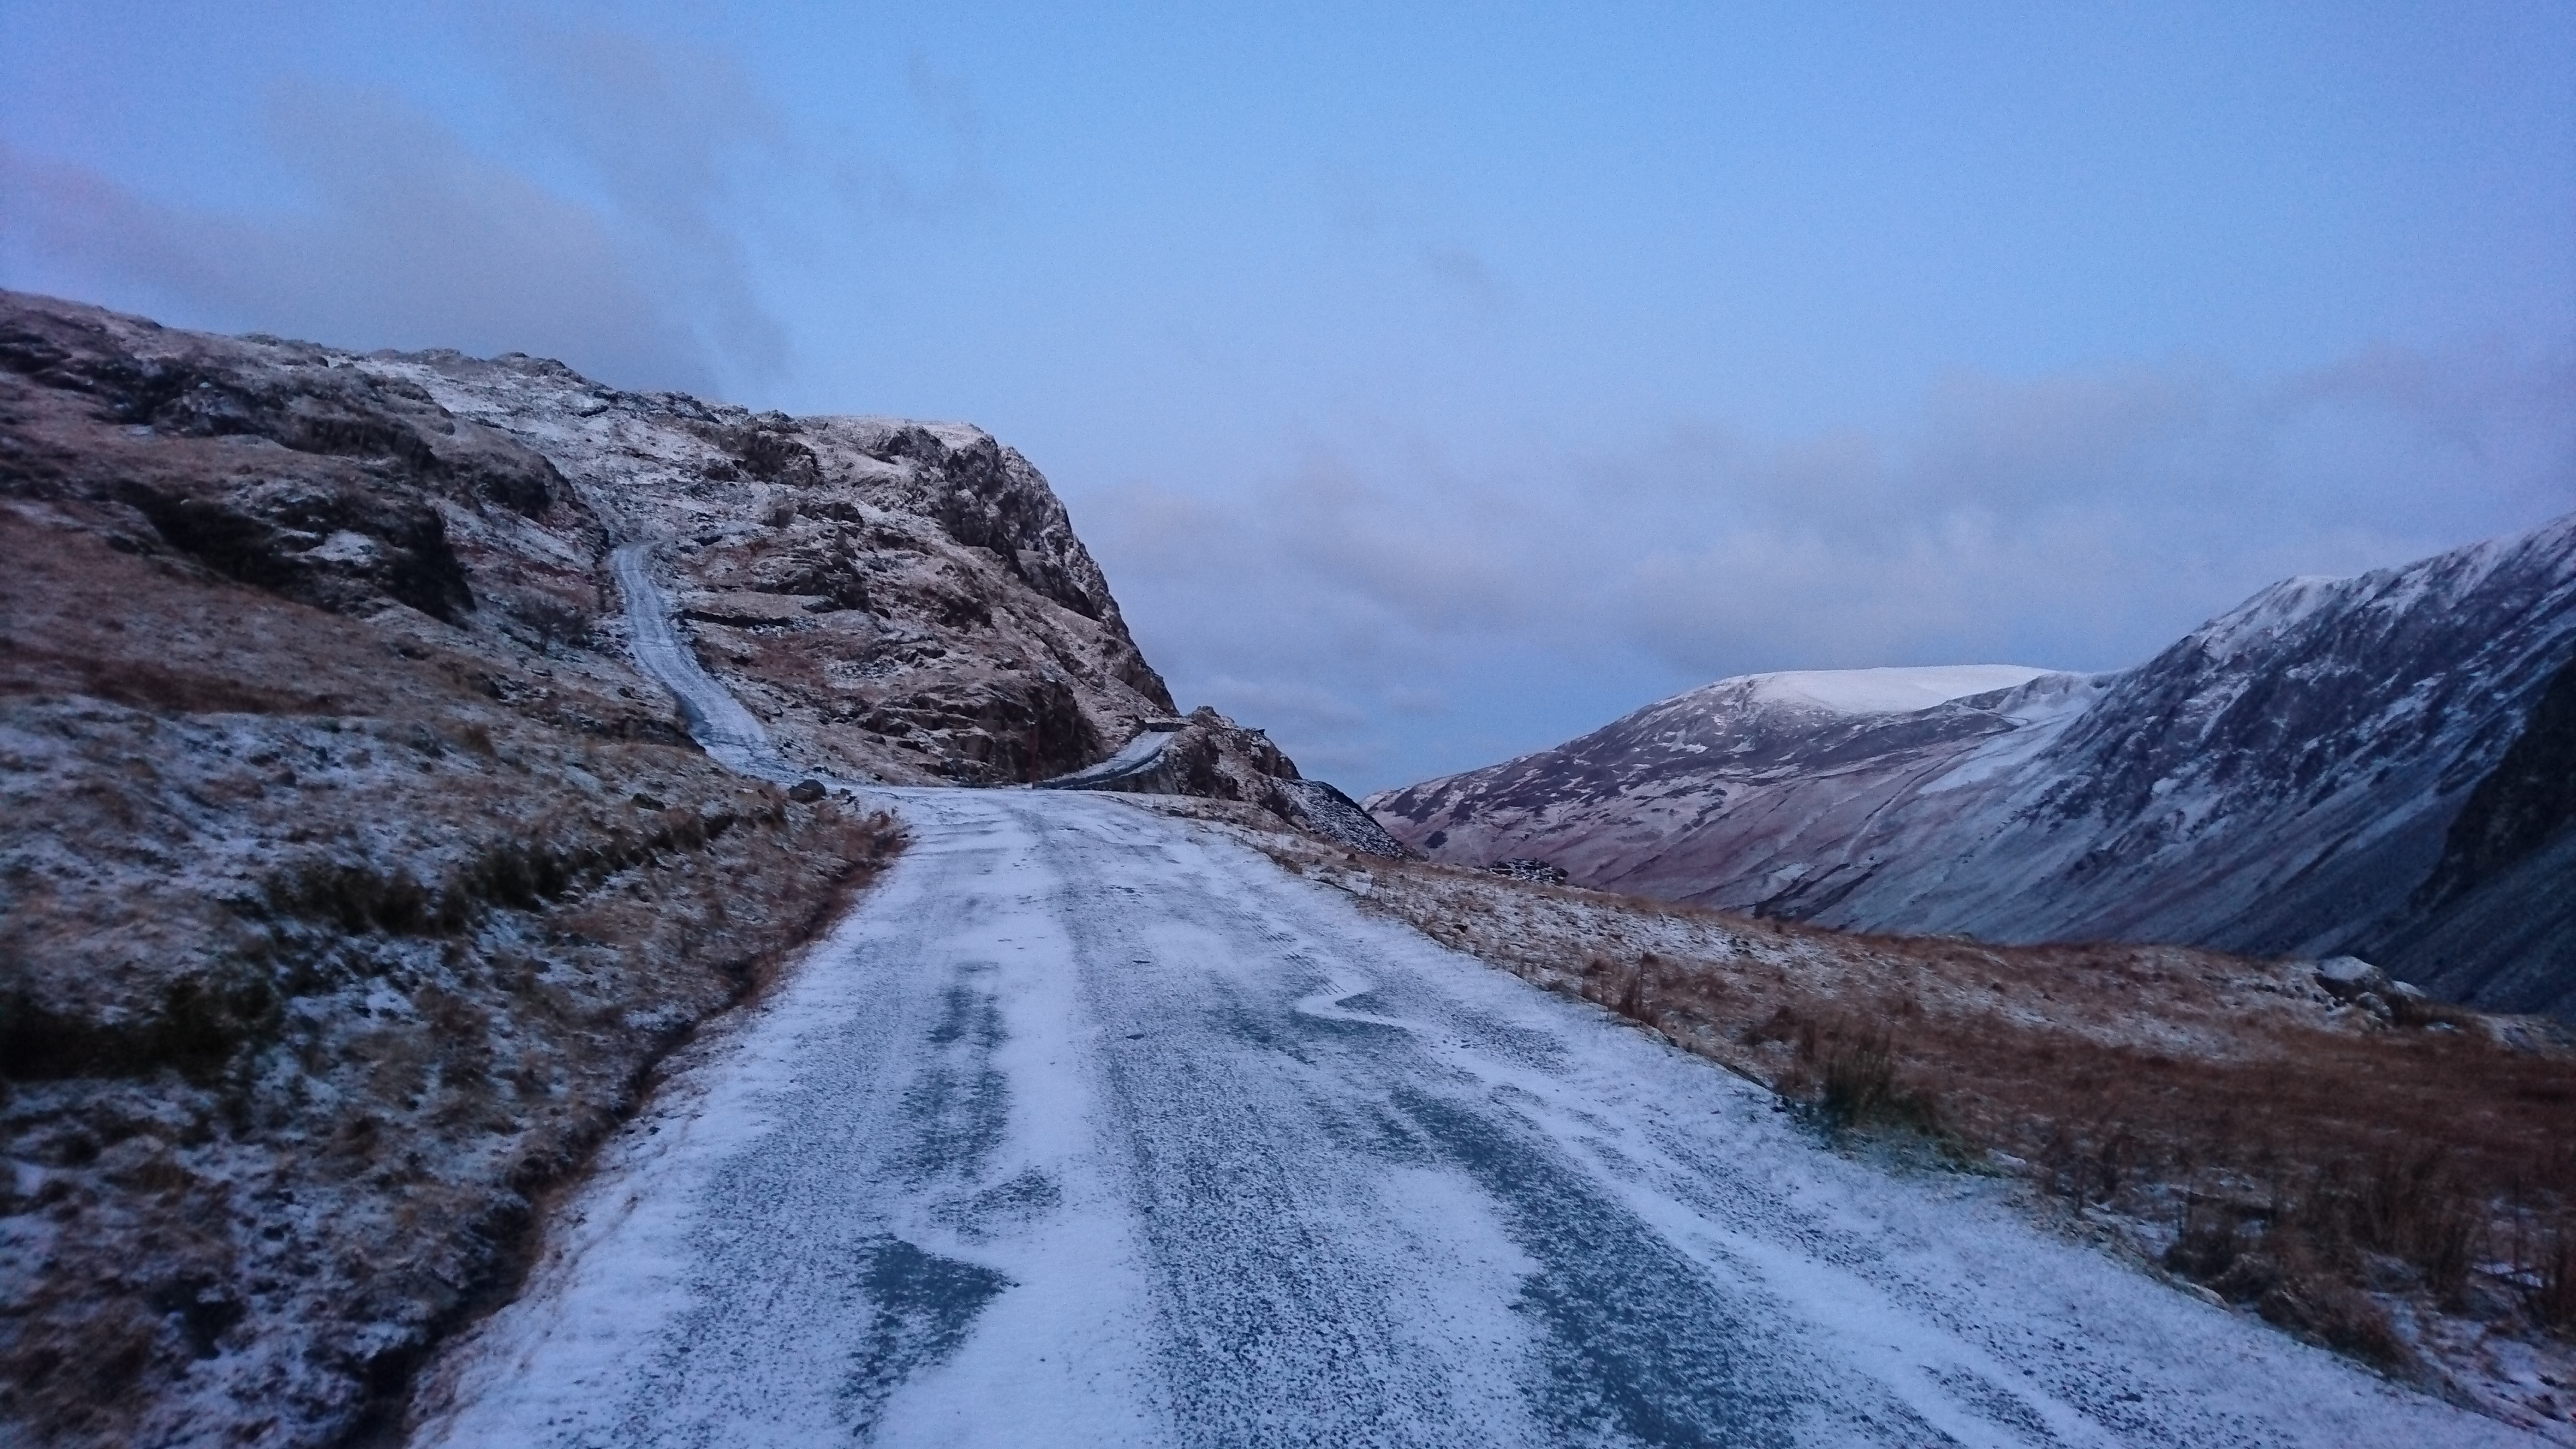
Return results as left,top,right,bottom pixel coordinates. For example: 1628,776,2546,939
0,504,910,1446
1222,818,2576,1410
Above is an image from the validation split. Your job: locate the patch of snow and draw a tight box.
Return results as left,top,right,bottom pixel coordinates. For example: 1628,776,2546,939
1734,664,2063,716
411,791,2532,1446
1038,729,1173,790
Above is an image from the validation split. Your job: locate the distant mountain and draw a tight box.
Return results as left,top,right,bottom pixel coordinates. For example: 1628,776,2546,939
0,290,1350,1446
1367,514,2576,1016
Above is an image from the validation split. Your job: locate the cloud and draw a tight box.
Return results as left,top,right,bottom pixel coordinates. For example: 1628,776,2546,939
0,98,718,390
1084,341,2576,792
0,15,806,394
482,17,792,376
826,53,991,225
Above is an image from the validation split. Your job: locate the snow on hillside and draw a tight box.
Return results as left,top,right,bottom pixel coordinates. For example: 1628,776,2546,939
1368,512,2576,1016
1733,663,2061,715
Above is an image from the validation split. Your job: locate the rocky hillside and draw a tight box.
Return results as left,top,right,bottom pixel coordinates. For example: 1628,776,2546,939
348,307,1374,835
0,290,1335,1448
1369,513,2576,1016
343,344,1175,788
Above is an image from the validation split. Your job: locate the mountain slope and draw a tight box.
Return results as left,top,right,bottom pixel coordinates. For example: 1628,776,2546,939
0,290,1338,1447
345,345,1177,786
1369,514,2576,1014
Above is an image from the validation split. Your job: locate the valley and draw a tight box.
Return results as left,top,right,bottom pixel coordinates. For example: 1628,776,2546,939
1369,525,2576,1019
7,292,2571,1446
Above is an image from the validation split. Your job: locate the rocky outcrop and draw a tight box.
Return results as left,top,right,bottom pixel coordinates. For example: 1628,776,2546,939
0,289,1364,1446
326,347,1180,788
2365,650,2576,1012
1042,706,1412,857
0,291,919,1447
1371,515,2576,1016
0,290,1383,808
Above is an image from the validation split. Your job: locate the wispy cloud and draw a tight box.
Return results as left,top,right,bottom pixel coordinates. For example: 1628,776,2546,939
482,16,792,377
0,17,801,393
0,94,719,389
827,52,991,225
1087,340,2576,790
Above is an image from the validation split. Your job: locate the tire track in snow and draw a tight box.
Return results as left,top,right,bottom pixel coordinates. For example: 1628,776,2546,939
404,553,2543,1446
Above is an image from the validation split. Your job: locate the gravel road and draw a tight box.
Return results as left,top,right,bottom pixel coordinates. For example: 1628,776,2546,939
610,542,800,784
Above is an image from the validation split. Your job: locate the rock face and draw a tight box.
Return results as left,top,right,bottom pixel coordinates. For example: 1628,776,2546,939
345,351,1179,788
0,290,1345,1446
0,288,1364,808
1369,515,2576,1016
1039,706,1413,857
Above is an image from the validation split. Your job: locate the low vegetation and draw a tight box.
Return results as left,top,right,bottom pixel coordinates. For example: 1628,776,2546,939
0,506,906,1446
1218,814,2576,1437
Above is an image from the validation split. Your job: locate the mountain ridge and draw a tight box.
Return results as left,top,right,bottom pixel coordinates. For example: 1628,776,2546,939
1368,510,2576,1014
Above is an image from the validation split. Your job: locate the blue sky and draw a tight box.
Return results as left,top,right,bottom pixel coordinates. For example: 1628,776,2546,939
6,1,2572,791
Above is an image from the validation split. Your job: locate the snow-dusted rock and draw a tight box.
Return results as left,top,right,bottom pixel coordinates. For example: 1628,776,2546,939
1371,514,2576,1017
1043,706,1412,857
2316,955,2392,1000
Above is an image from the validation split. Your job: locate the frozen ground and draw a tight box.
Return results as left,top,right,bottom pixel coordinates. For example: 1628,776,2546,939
610,543,802,785
400,530,2544,1446
406,785,2534,1446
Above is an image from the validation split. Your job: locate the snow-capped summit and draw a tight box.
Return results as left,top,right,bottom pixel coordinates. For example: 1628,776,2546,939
1715,664,2061,716
1369,512,2576,1017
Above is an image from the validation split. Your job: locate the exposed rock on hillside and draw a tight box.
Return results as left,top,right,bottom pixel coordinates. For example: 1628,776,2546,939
1370,516,2576,1017
0,290,1379,1448
1040,706,1411,857
356,316,1371,833
0,291,915,1447
343,352,1179,788
2375,650,2576,1010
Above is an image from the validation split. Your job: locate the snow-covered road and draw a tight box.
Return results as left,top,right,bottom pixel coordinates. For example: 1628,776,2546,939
405,543,2537,1445
408,788,2531,1447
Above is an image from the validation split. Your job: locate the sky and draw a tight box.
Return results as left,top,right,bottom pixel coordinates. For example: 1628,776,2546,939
5,1,2572,793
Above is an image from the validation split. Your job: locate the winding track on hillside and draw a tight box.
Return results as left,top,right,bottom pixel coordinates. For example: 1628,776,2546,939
610,542,802,784
402,548,2534,1448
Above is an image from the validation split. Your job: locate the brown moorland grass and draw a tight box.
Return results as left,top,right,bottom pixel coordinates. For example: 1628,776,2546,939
1185,804,2576,1424
0,504,910,1446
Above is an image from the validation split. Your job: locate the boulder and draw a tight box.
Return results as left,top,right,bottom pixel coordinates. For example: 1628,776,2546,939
2314,955,2390,1000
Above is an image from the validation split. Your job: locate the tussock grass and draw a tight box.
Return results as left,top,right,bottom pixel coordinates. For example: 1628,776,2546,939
0,508,909,1446
1223,820,2576,1413
253,802,757,934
